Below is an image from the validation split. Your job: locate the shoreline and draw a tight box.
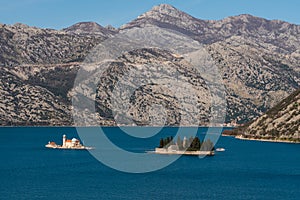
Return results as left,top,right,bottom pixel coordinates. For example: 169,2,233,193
151,148,215,156
235,135,300,144
222,133,236,137
0,125,234,128
45,146,94,150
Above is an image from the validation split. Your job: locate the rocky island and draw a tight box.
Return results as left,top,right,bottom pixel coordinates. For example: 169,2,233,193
154,136,215,156
45,134,93,150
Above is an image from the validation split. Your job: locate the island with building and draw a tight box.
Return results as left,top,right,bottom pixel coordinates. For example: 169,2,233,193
45,134,93,150
154,136,215,156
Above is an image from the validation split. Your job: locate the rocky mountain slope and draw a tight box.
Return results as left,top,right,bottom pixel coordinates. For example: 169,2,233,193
122,4,300,52
122,4,300,122
92,48,213,126
0,4,299,126
208,36,299,122
0,65,72,125
234,89,300,142
0,23,106,66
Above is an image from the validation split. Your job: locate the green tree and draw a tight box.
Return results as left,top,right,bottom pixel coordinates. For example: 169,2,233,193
194,137,201,150
188,136,194,148
164,137,172,148
188,137,201,151
159,138,164,148
201,139,214,151
170,136,174,145
164,138,168,147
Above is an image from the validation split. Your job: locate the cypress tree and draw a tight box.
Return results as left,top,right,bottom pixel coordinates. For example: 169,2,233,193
159,138,164,148
177,136,183,150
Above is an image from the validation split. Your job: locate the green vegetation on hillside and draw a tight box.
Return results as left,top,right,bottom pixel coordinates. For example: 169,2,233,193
223,89,300,142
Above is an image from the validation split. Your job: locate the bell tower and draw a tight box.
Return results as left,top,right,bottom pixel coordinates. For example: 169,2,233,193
63,134,66,147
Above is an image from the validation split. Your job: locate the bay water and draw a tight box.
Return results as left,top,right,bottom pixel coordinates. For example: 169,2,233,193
0,127,299,200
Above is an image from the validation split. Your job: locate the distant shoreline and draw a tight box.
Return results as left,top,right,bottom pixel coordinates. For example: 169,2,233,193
235,135,300,144
0,125,232,128
222,133,236,137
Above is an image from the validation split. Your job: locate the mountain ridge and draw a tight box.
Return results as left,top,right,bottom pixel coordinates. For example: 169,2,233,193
121,4,300,50
63,21,117,36
0,4,299,126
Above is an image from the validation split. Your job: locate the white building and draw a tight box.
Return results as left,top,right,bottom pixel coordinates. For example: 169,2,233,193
62,134,82,148
168,145,179,152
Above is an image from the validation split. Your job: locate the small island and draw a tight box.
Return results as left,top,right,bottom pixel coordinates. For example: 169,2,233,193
154,136,215,156
45,134,93,150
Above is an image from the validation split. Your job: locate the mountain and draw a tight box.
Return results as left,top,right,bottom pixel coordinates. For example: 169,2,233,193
0,64,73,125
230,89,300,142
122,4,300,123
63,22,117,37
122,4,300,51
0,4,299,126
0,23,105,66
208,36,299,122
84,48,214,126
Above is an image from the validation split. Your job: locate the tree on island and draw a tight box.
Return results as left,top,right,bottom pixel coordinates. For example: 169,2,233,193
177,136,183,150
188,136,194,148
164,137,169,147
159,138,164,148
170,136,175,145
187,137,201,151
158,136,214,151
160,136,176,148
201,139,214,151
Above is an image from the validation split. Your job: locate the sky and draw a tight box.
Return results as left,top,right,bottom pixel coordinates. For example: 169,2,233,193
0,0,299,29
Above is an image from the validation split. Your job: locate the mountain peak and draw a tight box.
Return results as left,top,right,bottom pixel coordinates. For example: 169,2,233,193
64,22,104,32
151,4,178,12
137,4,188,20
63,21,117,36
121,4,200,30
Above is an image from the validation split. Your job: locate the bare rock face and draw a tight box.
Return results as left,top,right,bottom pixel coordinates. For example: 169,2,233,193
0,4,299,126
242,89,300,141
92,48,212,126
122,4,300,52
0,23,105,66
119,4,300,123
121,4,210,42
0,67,72,126
207,36,299,122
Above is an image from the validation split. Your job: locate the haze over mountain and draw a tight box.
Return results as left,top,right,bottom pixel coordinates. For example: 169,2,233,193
0,4,299,126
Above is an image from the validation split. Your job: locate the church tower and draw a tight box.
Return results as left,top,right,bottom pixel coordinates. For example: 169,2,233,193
63,134,66,147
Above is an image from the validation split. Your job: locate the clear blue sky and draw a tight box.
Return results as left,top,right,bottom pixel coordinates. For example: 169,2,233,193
0,0,299,29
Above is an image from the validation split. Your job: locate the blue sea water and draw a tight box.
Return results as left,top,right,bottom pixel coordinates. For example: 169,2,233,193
0,127,299,200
